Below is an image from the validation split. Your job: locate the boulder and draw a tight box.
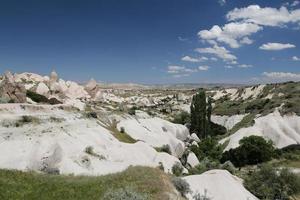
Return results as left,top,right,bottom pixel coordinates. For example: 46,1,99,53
187,152,200,168
0,72,26,103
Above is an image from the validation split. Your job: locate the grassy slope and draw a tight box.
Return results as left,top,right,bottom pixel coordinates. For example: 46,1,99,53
0,166,180,200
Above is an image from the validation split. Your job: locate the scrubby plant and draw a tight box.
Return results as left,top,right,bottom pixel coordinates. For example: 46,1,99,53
221,136,275,167
172,111,190,125
15,115,40,127
120,127,125,133
193,189,212,200
155,144,171,155
158,162,164,171
171,177,190,197
85,146,105,160
172,162,184,176
191,137,223,161
244,164,300,200
102,187,149,200
189,158,220,175
128,106,137,115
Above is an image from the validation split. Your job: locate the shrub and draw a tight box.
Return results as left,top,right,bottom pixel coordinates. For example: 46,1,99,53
244,165,300,200
15,115,39,127
172,162,184,176
158,162,164,171
26,90,49,103
171,177,190,197
172,111,190,125
155,144,171,154
86,112,97,119
209,121,226,136
191,137,223,161
128,106,137,115
102,187,149,200
120,127,125,133
221,135,275,167
193,189,212,200
189,158,220,175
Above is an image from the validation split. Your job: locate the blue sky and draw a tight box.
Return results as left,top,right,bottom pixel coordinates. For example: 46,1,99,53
0,0,299,84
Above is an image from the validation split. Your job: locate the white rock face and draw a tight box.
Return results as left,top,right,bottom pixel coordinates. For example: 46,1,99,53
0,104,181,175
211,114,246,130
190,133,200,143
221,111,300,150
36,82,50,96
117,114,189,158
183,170,258,200
187,152,200,168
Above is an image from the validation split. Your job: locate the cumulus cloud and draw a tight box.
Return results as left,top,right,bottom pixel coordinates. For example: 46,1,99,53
181,56,208,62
262,71,300,81
195,45,237,62
259,42,296,50
292,56,300,61
198,22,262,48
238,64,253,68
167,65,198,77
227,5,300,27
225,65,234,69
198,65,210,71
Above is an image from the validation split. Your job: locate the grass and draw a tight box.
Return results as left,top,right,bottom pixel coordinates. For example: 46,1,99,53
0,166,179,200
102,119,137,144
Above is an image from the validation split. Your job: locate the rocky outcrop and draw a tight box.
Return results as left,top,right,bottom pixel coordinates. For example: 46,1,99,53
0,71,26,103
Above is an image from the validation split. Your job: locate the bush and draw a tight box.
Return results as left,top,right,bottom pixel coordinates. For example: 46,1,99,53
120,127,125,133
172,162,184,176
102,187,149,200
244,165,300,200
209,121,226,136
86,112,97,119
193,189,212,200
189,158,220,175
155,144,171,154
172,111,190,125
26,90,61,104
221,136,275,167
171,177,190,197
191,137,223,161
128,106,137,115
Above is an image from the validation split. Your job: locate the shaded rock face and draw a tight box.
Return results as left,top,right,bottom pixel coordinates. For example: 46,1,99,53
0,72,27,103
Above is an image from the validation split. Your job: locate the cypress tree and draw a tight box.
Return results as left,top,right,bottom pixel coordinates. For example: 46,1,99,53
190,88,207,138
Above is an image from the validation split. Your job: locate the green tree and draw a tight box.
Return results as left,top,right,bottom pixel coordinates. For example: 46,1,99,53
190,88,207,138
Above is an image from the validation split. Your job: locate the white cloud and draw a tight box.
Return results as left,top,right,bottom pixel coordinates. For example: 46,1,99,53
292,56,300,61
259,42,296,50
210,57,218,61
291,1,300,7
225,65,234,69
195,45,237,61
262,71,300,81
198,65,210,71
238,64,253,68
198,22,262,48
227,5,300,27
178,36,188,42
218,0,226,6
181,56,208,62
167,65,198,77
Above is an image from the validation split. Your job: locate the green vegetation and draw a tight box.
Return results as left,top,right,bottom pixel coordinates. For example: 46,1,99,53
191,137,224,162
154,144,171,155
102,187,149,200
244,165,300,200
190,88,209,138
172,162,184,176
172,111,190,125
171,177,190,197
15,115,40,127
221,136,275,167
103,119,137,144
84,146,106,160
0,166,176,200
26,90,61,105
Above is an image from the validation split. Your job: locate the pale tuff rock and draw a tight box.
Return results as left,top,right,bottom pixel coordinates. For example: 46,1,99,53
85,78,97,91
0,72,26,103
211,114,246,130
117,114,189,158
187,152,200,168
183,170,258,200
190,133,200,143
50,70,58,83
0,104,181,175
221,110,300,150
36,82,50,96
